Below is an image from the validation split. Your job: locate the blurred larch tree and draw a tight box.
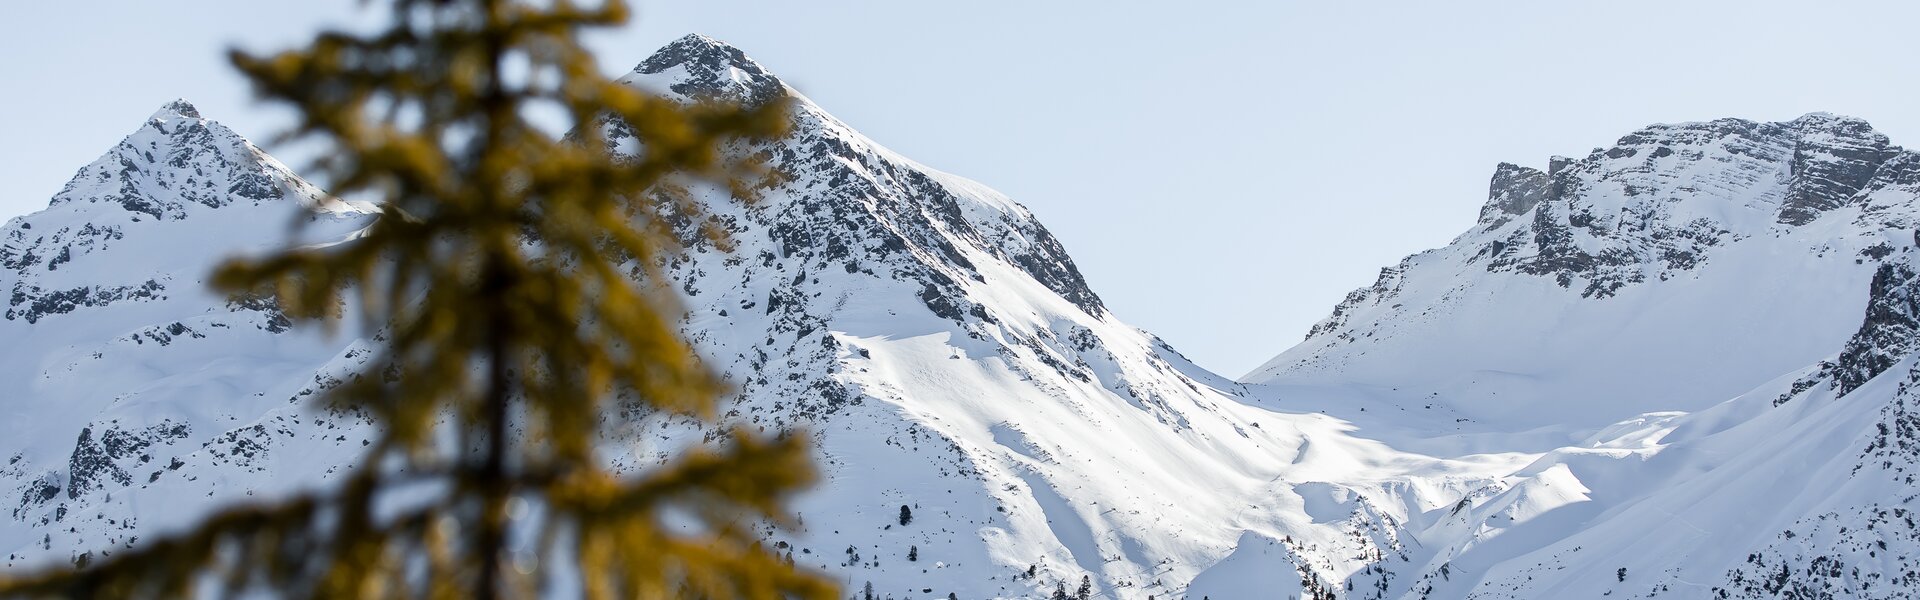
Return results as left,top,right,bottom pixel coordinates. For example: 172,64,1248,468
0,0,833,598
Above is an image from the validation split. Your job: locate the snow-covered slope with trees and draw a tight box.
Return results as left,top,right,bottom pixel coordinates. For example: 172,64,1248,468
7,33,1920,600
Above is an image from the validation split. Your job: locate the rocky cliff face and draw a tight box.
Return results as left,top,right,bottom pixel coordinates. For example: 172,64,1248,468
1471,114,1905,298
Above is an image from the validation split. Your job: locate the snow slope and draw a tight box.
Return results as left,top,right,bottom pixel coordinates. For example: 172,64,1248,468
1245,114,1920,598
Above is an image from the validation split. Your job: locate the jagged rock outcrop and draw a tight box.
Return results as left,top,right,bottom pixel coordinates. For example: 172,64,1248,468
630,33,787,107
1477,162,1549,229
1828,262,1920,396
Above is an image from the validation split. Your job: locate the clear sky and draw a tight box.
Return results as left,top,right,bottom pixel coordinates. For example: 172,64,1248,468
4,1,1918,377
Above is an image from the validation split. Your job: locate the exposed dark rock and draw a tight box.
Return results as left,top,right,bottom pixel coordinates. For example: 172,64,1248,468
1778,114,1898,226
226,292,292,333
4,279,165,324
1833,263,1920,396
1478,163,1550,228
1720,506,1920,599
64,421,191,501
633,33,787,108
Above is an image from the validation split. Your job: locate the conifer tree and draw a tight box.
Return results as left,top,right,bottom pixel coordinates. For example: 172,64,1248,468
0,1,830,598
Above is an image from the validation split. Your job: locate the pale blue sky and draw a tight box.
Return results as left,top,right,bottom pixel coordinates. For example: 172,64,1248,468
4,1,1918,376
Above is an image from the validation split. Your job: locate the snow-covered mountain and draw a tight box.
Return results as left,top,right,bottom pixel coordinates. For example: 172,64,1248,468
1243,114,1920,597
0,100,379,568
5,34,1920,600
587,36,1525,599
1249,114,1918,430
0,36,1515,600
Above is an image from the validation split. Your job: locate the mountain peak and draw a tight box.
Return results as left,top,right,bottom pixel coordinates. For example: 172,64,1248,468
1788,110,1878,131
628,33,783,106
635,33,745,70
149,98,201,121
39,103,324,220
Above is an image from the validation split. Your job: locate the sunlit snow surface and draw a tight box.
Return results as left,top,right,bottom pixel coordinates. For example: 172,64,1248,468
6,35,1920,600
1244,111,1920,598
